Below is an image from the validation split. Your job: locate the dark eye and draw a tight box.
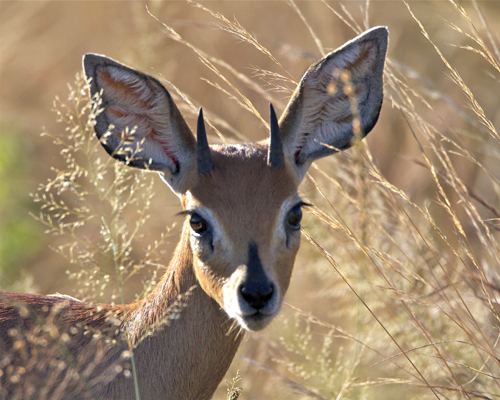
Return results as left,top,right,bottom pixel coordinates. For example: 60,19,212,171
190,213,208,235
287,205,303,230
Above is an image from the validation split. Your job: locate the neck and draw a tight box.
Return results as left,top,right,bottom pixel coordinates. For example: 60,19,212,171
111,224,244,400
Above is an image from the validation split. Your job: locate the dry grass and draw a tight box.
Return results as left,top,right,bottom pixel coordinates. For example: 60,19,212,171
1,1,499,399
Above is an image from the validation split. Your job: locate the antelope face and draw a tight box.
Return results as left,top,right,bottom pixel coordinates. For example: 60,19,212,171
185,144,303,331
83,26,387,332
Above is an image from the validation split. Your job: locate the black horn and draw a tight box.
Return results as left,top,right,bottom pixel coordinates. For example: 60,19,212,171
267,104,285,168
197,108,214,175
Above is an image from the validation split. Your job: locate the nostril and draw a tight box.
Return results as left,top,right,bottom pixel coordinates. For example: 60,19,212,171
240,282,274,310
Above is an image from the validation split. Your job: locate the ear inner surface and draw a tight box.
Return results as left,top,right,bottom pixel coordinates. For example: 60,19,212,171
83,54,195,182
278,27,388,177
83,54,197,193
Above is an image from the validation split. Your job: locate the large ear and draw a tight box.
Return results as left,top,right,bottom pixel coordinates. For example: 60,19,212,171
83,54,197,194
279,27,388,181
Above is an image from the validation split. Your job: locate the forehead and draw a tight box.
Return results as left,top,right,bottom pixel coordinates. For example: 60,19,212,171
188,143,298,217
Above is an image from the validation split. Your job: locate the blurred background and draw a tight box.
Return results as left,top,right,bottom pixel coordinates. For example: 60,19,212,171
1,1,499,399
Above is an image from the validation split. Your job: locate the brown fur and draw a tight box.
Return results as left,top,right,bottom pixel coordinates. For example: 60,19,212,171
0,221,243,400
0,145,298,399
188,143,299,305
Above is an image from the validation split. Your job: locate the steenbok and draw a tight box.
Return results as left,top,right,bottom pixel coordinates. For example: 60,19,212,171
0,27,388,399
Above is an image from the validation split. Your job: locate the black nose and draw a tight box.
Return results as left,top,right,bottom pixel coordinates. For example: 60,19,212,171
241,241,275,310
239,282,274,310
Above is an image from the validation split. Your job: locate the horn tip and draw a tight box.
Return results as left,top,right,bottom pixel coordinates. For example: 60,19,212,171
268,103,285,168
269,102,276,114
197,107,214,175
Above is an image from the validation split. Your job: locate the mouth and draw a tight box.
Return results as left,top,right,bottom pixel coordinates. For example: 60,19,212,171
236,309,278,331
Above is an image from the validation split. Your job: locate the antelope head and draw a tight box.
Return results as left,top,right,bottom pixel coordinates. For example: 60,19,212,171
83,27,388,331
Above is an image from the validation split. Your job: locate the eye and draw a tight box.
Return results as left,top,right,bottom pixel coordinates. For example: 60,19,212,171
287,204,303,230
190,213,208,235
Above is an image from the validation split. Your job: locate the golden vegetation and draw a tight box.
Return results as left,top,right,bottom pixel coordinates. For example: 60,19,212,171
1,1,499,399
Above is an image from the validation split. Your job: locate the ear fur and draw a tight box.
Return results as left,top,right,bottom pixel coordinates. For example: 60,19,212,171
83,54,197,194
279,27,388,181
